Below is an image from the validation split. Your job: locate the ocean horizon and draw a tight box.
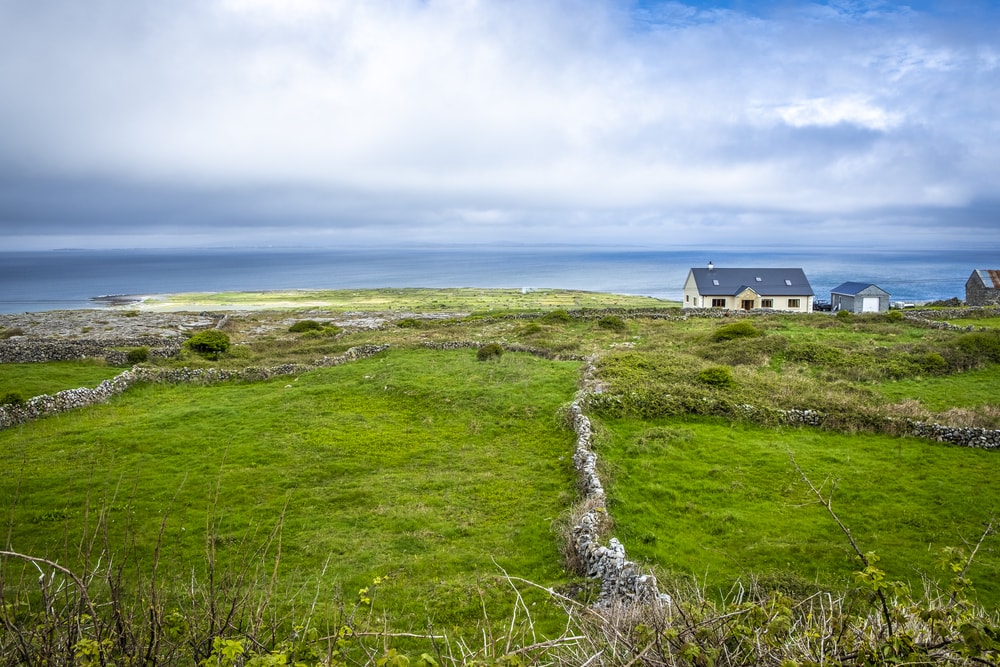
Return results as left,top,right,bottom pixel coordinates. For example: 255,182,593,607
0,245,990,314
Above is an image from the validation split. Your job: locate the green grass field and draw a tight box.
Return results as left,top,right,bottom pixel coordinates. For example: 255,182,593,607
4,299,1000,664
877,365,1000,411
0,348,582,635
597,415,1000,605
0,359,121,399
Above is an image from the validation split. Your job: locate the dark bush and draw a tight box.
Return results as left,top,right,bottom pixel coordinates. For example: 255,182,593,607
598,315,627,332
1,392,25,407
288,320,324,333
540,309,572,324
913,352,948,375
302,325,342,338
184,330,231,357
710,321,760,342
926,297,962,307
476,343,504,361
521,322,543,335
698,365,735,387
126,347,149,364
836,309,853,321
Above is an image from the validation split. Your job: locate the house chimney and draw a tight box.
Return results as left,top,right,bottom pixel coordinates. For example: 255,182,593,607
708,261,714,271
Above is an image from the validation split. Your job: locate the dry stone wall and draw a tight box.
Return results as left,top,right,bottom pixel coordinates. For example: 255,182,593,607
569,400,668,607
0,337,181,364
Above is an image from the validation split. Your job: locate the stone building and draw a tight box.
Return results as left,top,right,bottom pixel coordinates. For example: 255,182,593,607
965,270,1000,306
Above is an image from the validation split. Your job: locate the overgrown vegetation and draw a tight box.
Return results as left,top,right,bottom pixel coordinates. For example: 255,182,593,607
476,342,504,361
0,359,120,398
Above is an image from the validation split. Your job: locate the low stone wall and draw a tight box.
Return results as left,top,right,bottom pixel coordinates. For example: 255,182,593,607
907,421,1000,449
568,394,669,607
0,337,181,364
0,345,388,431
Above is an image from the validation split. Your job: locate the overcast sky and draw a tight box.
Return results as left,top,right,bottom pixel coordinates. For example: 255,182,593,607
1,0,998,251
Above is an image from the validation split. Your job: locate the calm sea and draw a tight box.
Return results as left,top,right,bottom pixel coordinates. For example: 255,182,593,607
0,246,991,314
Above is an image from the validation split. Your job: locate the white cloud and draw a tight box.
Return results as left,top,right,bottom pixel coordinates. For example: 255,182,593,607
770,96,902,131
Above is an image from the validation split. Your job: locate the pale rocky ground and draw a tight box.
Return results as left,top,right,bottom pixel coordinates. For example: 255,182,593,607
0,306,461,340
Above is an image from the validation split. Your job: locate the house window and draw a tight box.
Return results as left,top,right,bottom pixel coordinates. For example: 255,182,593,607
788,298,801,308
711,298,726,308
785,279,793,286
712,279,720,286
761,299,773,308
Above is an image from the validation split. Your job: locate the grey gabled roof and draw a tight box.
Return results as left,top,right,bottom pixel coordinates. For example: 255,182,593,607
830,282,889,296
689,267,813,297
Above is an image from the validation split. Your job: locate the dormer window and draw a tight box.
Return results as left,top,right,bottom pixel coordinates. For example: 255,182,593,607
755,276,762,282
785,279,792,286
712,279,719,286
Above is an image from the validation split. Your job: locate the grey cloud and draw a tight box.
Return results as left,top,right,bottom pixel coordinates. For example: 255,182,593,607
0,0,998,249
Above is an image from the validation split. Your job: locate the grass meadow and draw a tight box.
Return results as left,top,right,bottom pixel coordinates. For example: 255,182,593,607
0,348,582,638
596,415,1000,605
877,365,1000,411
0,359,121,399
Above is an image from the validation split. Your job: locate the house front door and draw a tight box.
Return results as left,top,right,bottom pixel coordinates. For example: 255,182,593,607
741,299,754,310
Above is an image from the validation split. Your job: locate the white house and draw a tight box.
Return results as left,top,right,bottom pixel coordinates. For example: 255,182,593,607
682,263,814,312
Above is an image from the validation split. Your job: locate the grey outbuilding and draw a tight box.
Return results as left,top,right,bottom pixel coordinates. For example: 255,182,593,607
830,282,891,313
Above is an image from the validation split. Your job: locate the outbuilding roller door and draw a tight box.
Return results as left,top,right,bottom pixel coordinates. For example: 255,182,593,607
862,297,879,312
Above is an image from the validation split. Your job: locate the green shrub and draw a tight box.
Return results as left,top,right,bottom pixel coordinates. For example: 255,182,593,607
886,310,904,322
288,320,324,333
913,352,948,375
521,322,543,335
710,321,760,342
0,327,24,340
697,365,735,387
126,347,150,365
598,315,627,332
184,330,231,357
301,325,342,338
1,392,25,407
540,309,572,324
476,343,504,361
836,309,853,321
948,330,1000,369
